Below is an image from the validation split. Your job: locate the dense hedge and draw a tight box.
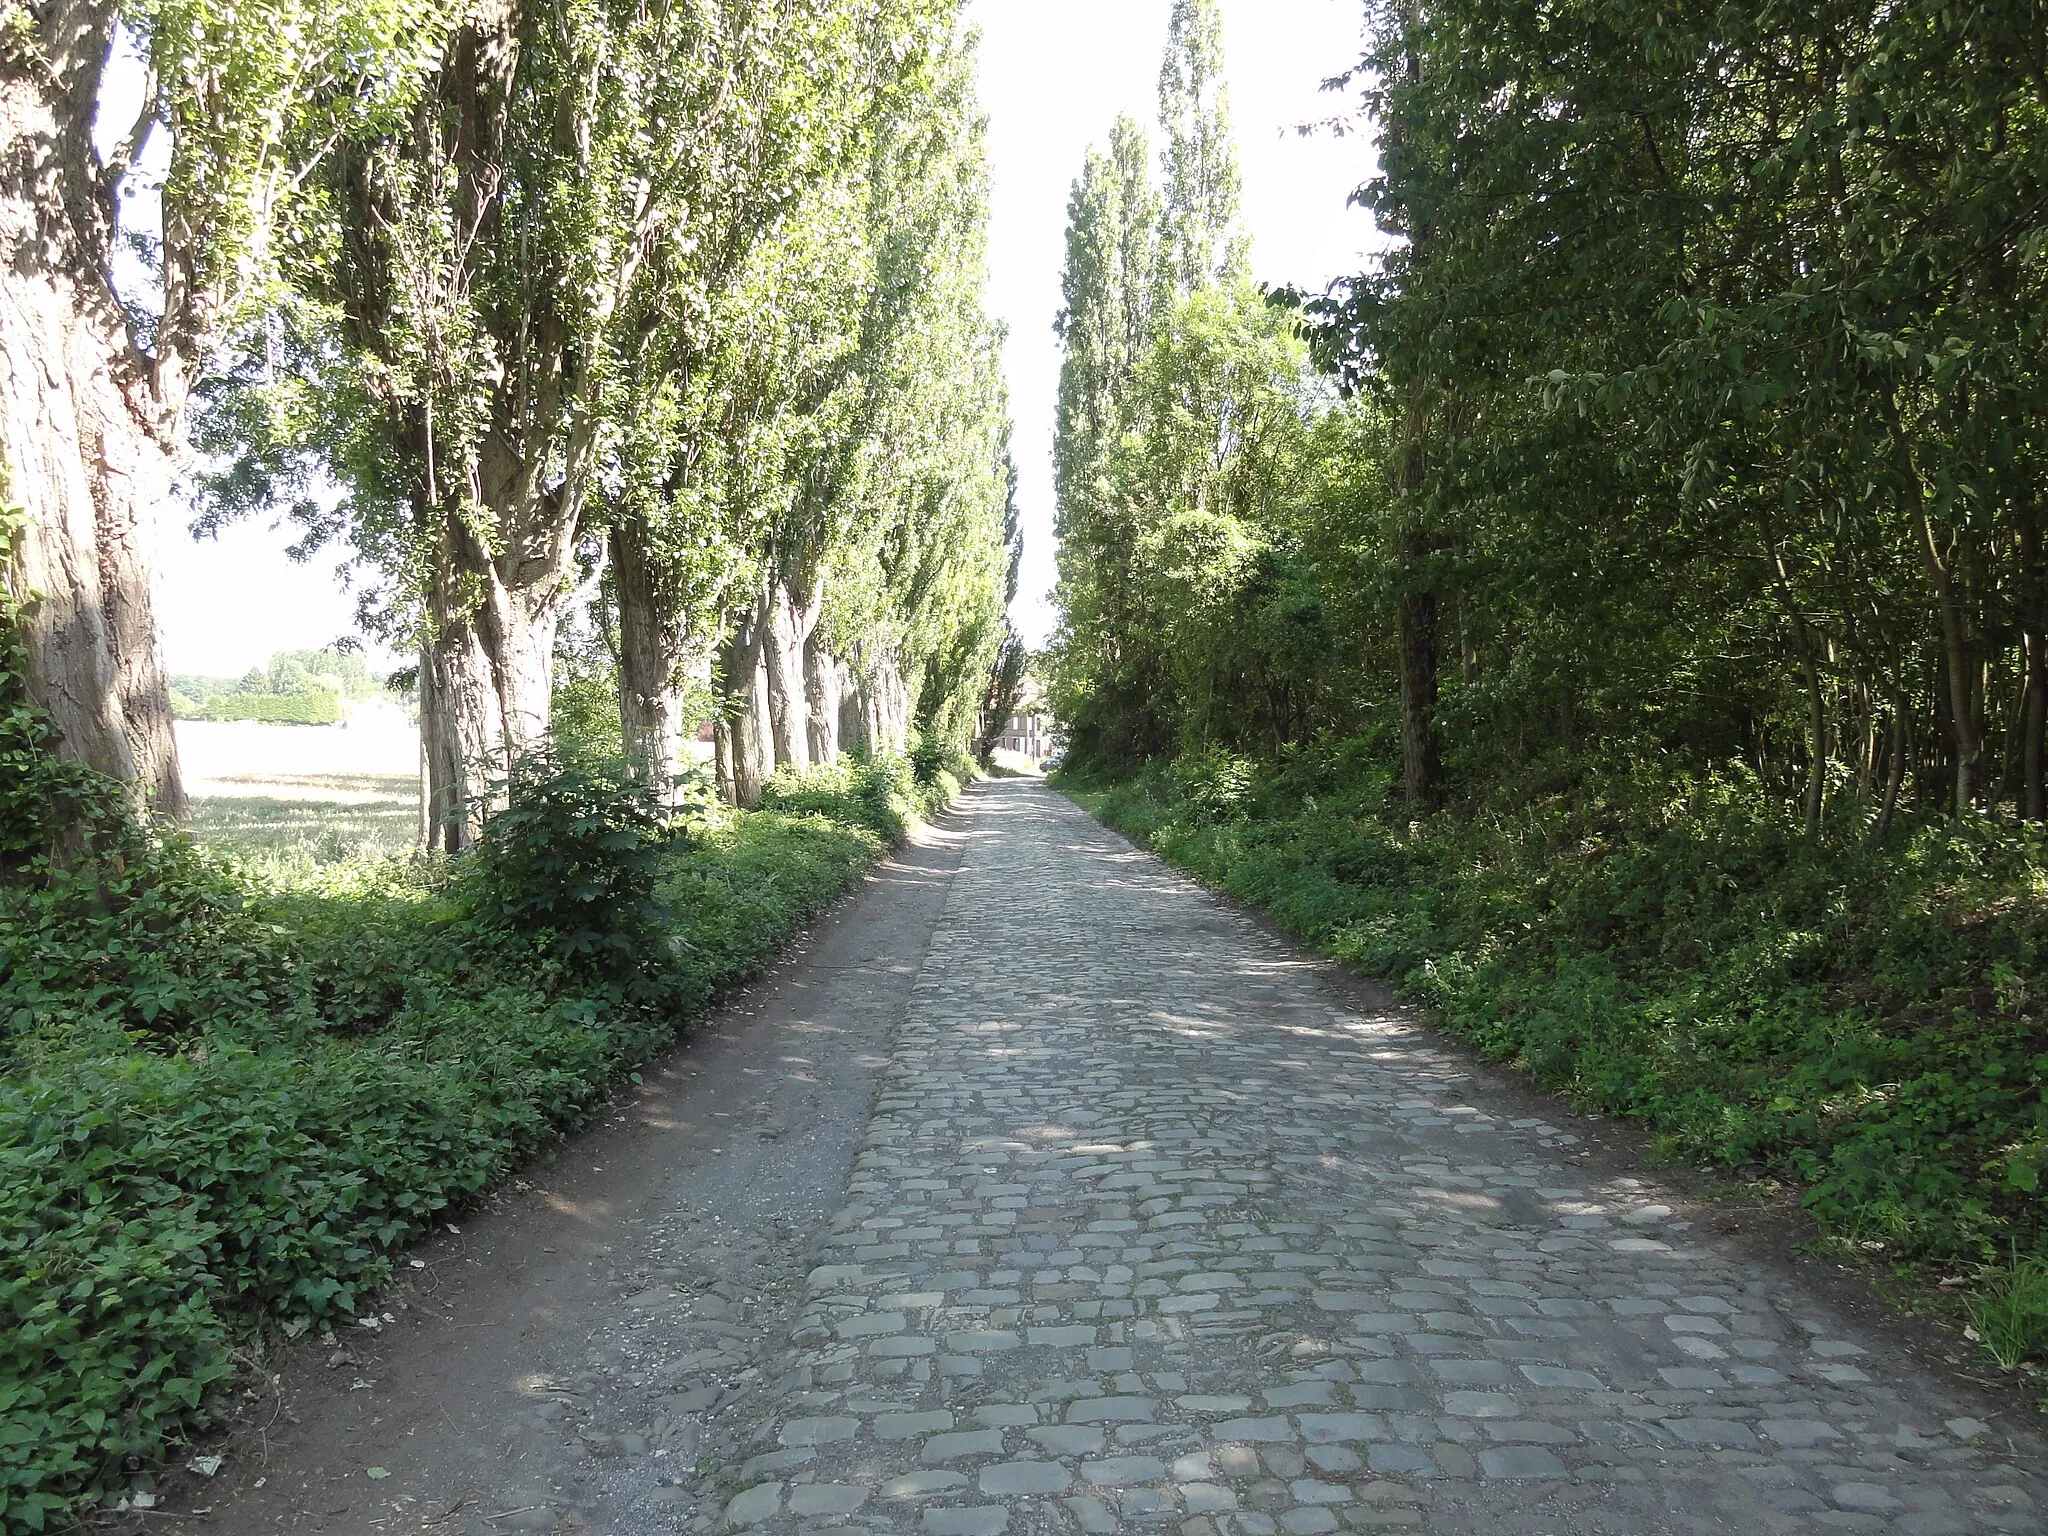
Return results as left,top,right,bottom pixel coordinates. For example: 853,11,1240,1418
189,690,342,725
1060,740,2048,1362
0,723,959,1526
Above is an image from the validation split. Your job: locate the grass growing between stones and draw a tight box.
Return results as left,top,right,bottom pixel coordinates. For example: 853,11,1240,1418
1056,739,2048,1392
1969,1260,2048,1371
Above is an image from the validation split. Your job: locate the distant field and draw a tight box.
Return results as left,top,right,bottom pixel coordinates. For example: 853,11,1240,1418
178,710,421,865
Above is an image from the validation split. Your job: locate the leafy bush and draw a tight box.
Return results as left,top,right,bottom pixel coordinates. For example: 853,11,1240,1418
469,750,676,993
761,748,973,844
909,733,952,788
1,627,940,1526
1062,739,2048,1372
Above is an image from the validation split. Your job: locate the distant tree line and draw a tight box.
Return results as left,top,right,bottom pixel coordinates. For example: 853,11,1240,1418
1051,0,2048,833
168,648,391,724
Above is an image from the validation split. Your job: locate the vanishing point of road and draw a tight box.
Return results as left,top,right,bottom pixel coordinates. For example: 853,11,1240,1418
186,779,2042,1536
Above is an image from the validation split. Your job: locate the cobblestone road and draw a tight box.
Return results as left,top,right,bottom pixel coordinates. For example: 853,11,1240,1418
719,780,2041,1536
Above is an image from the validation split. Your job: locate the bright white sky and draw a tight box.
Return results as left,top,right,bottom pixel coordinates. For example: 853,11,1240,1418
967,0,1376,647
151,0,1377,676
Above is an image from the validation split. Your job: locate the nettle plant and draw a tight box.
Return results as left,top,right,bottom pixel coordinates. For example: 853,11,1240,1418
467,748,681,998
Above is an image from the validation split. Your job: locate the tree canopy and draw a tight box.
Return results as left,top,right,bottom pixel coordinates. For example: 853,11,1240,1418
1053,0,2048,835
190,0,1013,838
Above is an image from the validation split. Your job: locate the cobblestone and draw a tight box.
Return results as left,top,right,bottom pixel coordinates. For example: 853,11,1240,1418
720,782,2041,1534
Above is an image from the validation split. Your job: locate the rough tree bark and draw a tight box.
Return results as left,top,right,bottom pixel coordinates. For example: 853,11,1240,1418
803,628,840,766
714,601,770,806
1,7,184,815
837,660,867,756
413,484,574,850
759,581,807,771
854,654,911,756
772,570,834,767
612,515,684,785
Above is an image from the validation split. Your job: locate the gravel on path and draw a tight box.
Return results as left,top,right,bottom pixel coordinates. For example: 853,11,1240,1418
724,780,2042,1536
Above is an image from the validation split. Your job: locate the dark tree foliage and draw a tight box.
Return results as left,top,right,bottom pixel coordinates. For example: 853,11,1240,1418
1301,0,2048,823
1050,0,2048,1367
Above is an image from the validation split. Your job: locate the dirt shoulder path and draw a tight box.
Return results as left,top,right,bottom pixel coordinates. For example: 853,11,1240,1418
164,805,972,1535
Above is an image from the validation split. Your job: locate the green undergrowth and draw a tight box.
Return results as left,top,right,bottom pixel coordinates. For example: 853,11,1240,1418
759,738,970,843
1,668,968,1527
1059,737,2048,1381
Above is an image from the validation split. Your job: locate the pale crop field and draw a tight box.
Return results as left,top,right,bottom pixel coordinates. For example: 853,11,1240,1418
178,702,421,866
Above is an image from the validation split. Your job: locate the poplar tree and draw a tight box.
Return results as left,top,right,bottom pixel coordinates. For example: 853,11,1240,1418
1154,0,1243,299
202,0,929,842
598,10,1006,802
1,0,443,819
806,47,1013,763
597,21,903,796
1049,123,1162,761
1049,0,1249,763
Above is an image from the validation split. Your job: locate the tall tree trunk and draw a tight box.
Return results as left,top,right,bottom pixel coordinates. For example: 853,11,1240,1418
1388,15,1441,813
1392,381,1441,808
838,661,866,757
746,643,772,798
1798,642,1826,834
1875,690,1908,842
416,510,568,850
887,664,911,752
1,41,184,817
1769,545,1826,834
714,604,769,807
2022,520,2047,821
612,516,682,787
418,714,435,846
418,598,516,854
713,718,736,804
804,629,840,766
1853,686,1876,797
857,657,910,756
1894,428,1979,812
760,579,808,772
862,671,886,756
776,569,833,767
418,626,495,853
1397,535,1442,808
